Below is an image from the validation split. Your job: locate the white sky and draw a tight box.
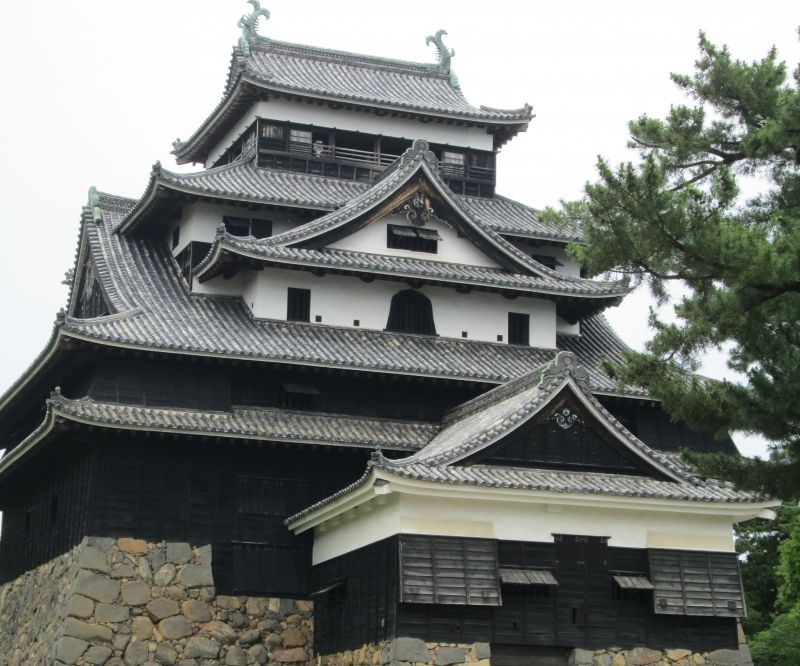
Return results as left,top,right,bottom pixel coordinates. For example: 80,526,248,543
0,1,797,459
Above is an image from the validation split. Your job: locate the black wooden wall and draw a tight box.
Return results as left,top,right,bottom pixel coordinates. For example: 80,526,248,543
311,536,739,656
0,438,93,582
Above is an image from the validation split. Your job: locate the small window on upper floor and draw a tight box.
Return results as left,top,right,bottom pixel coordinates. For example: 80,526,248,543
287,288,311,323
261,123,286,140
289,129,313,154
386,290,437,335
508,312,530,346
387,224,441,254
223,216,273,239
279,383,319,411
175,241,212,286
441,150,465,178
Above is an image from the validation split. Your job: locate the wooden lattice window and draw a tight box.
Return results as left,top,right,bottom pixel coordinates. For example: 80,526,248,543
508,312,530,346
387,224,440,254
386,290,436,335
287,288,311,322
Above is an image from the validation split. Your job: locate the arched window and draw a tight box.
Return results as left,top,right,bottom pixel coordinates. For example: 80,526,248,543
386,290,437,335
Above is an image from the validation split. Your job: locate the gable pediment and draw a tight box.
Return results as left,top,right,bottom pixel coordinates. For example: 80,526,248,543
461,387,670,479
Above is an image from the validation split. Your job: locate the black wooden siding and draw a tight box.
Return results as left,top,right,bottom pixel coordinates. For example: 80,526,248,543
649,549,745,617
312,536,738,656
0,438,93,582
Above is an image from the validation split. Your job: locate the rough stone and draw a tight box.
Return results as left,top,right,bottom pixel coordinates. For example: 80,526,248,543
592,655,612,666
626,648,662,666
691,657,706,665
286,613,303,626
569,648,595,666
121,580,151,606
216,595,241,610
245,597,268,618
110,562,137,579
474,643,491,660
159,615,193,640
182,599,213,623
295,599,313,613
612,655,626,666
166,542,193,564
123,639,150,666
55,637,89,665
282,627,308,648
195,544,213,564
177,564,214,588
147,597,180,621
666,651,693,662
150,547,167,573
390,637,430,664
63,617,114,643
84,645,114,665
155,563,177,586
239,629,261,646
704,650,741,666
95,602,130,623
87,536,116,552
178,661,199,666
226,646,249,666
201,620,238,644
66,594,94,619
436,647,466,665
155,641,179,665
79,546,112,573
274,647,309,663
138,556,153,582
114,632,132,652
75,571,121,603
228,610,247,628
249,645,268,665
116,538,148,555
184,636,221,659
265,633,283,649
131,616,154,640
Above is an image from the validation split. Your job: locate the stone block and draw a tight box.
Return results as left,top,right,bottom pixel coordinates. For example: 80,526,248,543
159,615,193,640
79,546,112,573
569,648,594,666
123,639,150,666
62,617,113,643
150,547,167,572
612,655,626,666
177,564,214,588
704,650,741,666
118,538,149,555
249,644,268,665
183,599,213,623
666,651,692,662
87,536,116,552
147,597,180,621
155,563,177,587
216,595,240,610
226,646,249,666
132,616,154,640
282,627,308,648
266,632,283,649
75,571,121,603
691,654,705,664
195,544,213,564
390,638,430,664
166,542,193,564
274,647,309,663
138,556,153,582
435,647,466,665
201,619,238,644
114,632,132,652
593,655,612,666
166,585,187,601
121,580,151,606
155,641,179,665
184,636,221,659
54,637,89,665
626,648,662,666
228,610,247,628
295,599,313,613
239,628,261,645
95,602,130,623
473,644,491,661
111,562,136,579
245,597,268,617
84,645,114,665
66,594,94,619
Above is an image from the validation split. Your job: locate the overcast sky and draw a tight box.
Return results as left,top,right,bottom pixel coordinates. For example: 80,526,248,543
0,1,797,458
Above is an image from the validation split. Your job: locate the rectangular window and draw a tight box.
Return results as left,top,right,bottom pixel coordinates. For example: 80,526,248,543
441,150,465,178
223,216,272,239
261,123,286,140
508,312,530,346
289,129,313,154
387,224,440,254
279,383,319,411
286,288,311,322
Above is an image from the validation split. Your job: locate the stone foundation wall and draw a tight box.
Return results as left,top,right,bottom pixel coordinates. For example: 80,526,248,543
318,638,490,666
0,536,312,666
568,646,744,666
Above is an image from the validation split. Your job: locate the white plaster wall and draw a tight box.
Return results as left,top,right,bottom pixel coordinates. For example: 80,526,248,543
171,202,306,256
327,213,502,268
244,267,557,347
556,316,580,336
311,492,737,564
207,99,495,167
506,240,581,279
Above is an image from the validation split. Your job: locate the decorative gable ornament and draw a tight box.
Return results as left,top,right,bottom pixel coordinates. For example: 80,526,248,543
552,407,581,430
238,0,270,56
426,29,460,89
403,190,436,226
538,351,591,391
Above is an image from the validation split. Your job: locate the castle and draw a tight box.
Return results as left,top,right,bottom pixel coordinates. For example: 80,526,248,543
0,4,771,665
